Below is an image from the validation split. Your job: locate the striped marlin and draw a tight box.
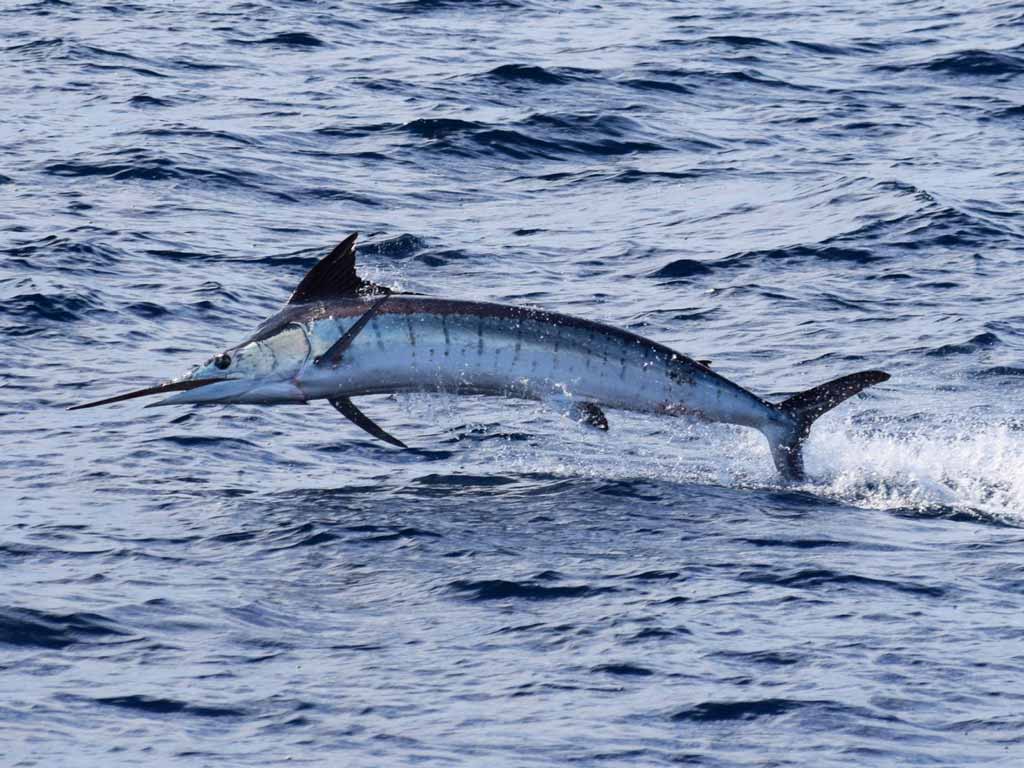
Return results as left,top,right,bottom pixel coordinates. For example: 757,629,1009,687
70,234,889,480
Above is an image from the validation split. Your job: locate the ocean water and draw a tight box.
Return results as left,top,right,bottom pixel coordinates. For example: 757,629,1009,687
3,0,1024,764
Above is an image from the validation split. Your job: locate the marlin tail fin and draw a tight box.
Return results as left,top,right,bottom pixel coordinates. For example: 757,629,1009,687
767,370,889,480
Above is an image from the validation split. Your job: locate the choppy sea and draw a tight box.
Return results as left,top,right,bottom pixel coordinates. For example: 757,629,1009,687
3,1,1024,765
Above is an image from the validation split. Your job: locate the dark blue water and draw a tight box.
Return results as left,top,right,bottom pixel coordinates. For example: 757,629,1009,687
3,1,1024,764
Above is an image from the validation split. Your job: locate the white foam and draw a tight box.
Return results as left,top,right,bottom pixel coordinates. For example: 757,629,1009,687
397,393,1024,523
498,413,1024,524
801,418,1024,523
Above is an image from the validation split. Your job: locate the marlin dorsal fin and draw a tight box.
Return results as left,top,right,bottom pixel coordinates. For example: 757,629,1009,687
288,233,389,304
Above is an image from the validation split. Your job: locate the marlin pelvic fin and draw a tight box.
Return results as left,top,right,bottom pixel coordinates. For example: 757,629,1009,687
328,397,407,448
315,294,390,368
767,370,890,480
570,402,609,431
289,233,390,305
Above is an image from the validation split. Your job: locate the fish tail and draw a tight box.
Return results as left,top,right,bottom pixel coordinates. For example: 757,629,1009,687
764,370,890,480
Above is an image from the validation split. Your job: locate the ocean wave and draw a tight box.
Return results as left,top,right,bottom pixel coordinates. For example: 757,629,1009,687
43,150,295,200
787,39,862,56
737,567,946,596
649,258,715,280
878,48,1024,78
924,332,1001,357
1,291,106,331
719,244,881,271
0,606,135,649
231,32,326,48
447,578,616,601
704,34,781,49
620,77,694,95
592,663,655,676
4,233,123,272
394,113,667,160
127,93,173,108
707,188,1021,278
982,103,1024,121
671,698,828,722
92,695,245,718
668,698,916,730
132,126,255,146
481,63,584,86
3,36,64,57
303,187,383,206
382,0,529,13
641,64,813,91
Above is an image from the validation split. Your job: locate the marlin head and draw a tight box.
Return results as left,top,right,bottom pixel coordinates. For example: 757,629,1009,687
68,233,387,412
68,321,313,411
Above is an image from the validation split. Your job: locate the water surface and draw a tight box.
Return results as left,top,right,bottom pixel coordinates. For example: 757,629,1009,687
3,1,1024,765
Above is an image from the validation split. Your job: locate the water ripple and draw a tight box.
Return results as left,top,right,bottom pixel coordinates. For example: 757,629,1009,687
4,0,1024,765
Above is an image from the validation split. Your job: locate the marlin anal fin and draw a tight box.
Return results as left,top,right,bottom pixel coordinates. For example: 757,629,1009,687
328,397,407,448
289,233,390,305
570,402,609,431
315,294,390,368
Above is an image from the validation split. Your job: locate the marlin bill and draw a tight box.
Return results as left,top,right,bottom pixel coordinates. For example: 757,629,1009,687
70,234,890,480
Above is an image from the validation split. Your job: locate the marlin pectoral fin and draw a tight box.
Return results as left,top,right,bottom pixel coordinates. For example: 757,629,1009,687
328,396,407,448
570,402,609,431
315,294,390,368
698,359,712,368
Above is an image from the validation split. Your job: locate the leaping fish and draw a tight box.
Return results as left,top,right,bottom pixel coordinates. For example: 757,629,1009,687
70,234,889,480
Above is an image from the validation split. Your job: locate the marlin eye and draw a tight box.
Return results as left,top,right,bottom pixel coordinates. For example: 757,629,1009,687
214,353,231,370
